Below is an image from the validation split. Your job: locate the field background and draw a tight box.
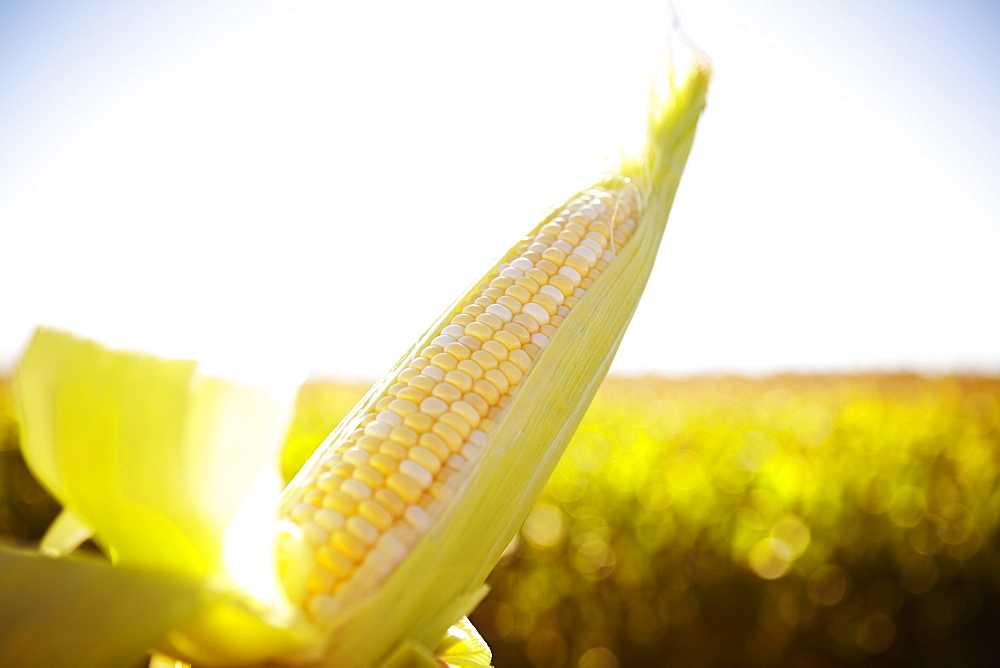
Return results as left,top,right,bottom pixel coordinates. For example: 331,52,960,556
2,373,998,667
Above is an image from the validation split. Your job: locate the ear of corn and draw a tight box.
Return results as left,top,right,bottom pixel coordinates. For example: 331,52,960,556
275,60,711,666
10,48,709,668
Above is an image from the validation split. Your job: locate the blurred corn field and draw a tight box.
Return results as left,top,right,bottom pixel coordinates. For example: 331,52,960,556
3,373,999,666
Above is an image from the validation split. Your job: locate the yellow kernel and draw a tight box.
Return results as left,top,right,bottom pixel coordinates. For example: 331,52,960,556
482,286,504,300
323,491,356,514
558,230,581,246
541,222,562,236
379,441,407,461
395,386,425,403
431,382,462,403
515,276,540,293
499,360,523,385
462,303,485,317
439,411,472,439
374,488,405,517
317,545,353,577
473,379,500,405
541,324,558,338
355,435,383,454
387,382,407,397
463,392,490,418
457,359,484,380
315,473,341,493
496,295,522,313
473,296,493,309
387,472,423,504
451,400,480,428
509,348,531,372
420,396,449,418
490,275,514,289
411,357,430,370
429,352,458,372
580,277,594,290
409,446,443,474
399,459,434,488
502,321,530,344
493,330,520,351
358,498,394,531
465,321,494,342
418,432,451,460
481,340,509,361
332,531,367,563
536,259,558,276
451,313,474,326
388,399,418,418
431,421,464,452
541,247,566,265
388,425,418,447
369,453,398,475
374,395,392,411
484,369,511,395
403,411,434,433
475,313,504,331
524,342,541,358
512,313,541,334
470,349,499,371
419,345,443,360
480,418,495,432
444,342,472,361
504,285,532,303
533,292,558,315
525,267,549,284
302,489,325,509
443,369,474,393
409,374,436,393
331,462,354,479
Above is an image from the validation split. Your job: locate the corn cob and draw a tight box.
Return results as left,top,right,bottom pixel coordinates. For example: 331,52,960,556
280,186,640,622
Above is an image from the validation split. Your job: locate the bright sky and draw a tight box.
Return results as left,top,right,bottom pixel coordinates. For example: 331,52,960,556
1,0,997,382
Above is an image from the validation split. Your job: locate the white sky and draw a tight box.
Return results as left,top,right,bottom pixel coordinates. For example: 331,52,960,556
0,0,997,381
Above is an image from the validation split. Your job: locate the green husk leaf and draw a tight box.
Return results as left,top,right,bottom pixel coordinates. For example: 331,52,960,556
0,546,203,668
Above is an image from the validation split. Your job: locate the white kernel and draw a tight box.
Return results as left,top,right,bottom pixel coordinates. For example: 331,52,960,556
576,205,598,220
314,508,345,532
557,306,570,317
423,366,445,382
376,530,408,562
377,410,402,427
420,396,449,418
580,238,603,255
511,257,534,271
602,249,616,263
431,334,456,347
539,284,564,305
531,332,550,348
404,505,432,531
343,447,369,466
342,478,373,501
468,429,488,448
558,265,582,285
446,454,466,471
573,245,598,266
289,503,314,523
500,267,523,280
441,324,465,339
485,303,513,323
552,240,573,254
399,459,433,488
573,288,586,299
300,521,329,546
461,443,481,460
522,302,550,326
364,421,391,439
